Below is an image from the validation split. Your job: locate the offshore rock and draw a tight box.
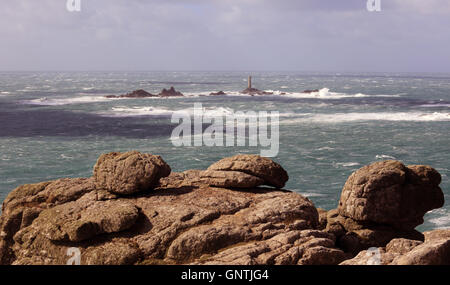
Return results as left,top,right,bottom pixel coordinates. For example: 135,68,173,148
105,89,157,98
158,87,183,97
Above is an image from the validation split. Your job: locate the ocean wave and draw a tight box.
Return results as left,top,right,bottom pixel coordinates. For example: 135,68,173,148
335,162,361,167
376,154,397,160
428,209,450,229
419,102,450,108
280,112,450,124
279,88,401,99
23,96,110,106
174,88,401,99
102,106,290,118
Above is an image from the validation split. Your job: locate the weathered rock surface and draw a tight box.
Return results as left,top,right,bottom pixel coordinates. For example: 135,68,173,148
340,229,450,265
324,208,424,255
338,160,444,230
93,151,171,195
321,160,445,255
0,156,447,265
199,170,264,188
207,154,289,188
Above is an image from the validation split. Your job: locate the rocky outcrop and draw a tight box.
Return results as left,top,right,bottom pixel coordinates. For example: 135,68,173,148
241,88,273,96
322,160,444,255
105,87,184,98
338,160,444,230
105,89,157,98
0,156,447,265
1,152,348,265
158,87,183,97
341,229,450,265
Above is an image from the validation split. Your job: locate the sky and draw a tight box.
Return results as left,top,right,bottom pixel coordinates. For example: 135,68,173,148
1,0,450,72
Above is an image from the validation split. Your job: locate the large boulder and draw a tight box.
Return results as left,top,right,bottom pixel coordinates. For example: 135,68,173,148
207,154,289,188
338,160,444,230
93,151,171,195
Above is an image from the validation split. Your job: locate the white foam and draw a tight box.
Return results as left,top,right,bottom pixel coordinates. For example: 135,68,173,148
24,96,110,106
297,192,326,198
419,103,450,108
280,112,450,124
336,162,361,167
280,88,400,99
103,105,290,118
376,154,397,160
428,209,450,228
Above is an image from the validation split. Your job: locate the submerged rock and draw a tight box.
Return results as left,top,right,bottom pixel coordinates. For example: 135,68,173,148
209,91,226,96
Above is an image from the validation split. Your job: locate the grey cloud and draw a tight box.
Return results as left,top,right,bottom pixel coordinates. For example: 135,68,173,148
0,0,449,71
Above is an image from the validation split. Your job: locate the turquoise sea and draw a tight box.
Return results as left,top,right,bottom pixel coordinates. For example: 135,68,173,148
0,71,449,231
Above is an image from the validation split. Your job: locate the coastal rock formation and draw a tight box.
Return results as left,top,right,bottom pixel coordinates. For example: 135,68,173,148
105,89,157,98
338,160,444,230
93,151,171,195
105,87,184,98
158,87,183,97
322,160,445,254
341,229,450,265
241,87,273,96
0,155,447,265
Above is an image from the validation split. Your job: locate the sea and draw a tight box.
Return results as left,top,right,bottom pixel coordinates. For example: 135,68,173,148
0,71,449,232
